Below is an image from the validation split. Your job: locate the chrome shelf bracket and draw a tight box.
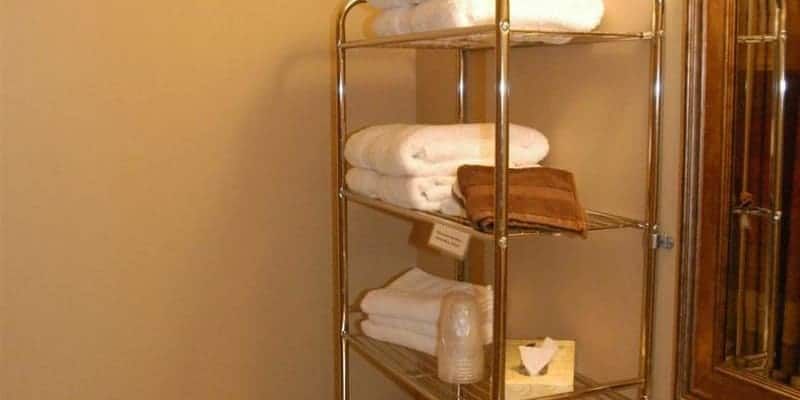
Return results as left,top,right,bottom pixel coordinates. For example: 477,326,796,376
652,233,675,250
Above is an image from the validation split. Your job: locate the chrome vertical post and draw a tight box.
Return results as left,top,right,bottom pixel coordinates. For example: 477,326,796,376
492,0,511,398
640,0,664,398
335,2,364,400
457,49,467,124
456,48,469,284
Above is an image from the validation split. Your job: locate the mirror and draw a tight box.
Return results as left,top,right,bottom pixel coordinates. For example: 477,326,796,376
723,0,800,387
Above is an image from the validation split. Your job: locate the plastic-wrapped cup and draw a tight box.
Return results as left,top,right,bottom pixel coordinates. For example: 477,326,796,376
437,290,485,384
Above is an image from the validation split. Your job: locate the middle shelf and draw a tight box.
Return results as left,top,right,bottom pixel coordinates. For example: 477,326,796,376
343,189,647,241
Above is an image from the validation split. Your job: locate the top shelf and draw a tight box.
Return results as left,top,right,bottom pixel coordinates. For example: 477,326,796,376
341,25,657,50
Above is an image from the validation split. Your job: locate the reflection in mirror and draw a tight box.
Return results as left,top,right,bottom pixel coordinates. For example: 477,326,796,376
724,0,800,388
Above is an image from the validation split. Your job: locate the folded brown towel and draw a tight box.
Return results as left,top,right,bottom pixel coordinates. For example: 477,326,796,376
456,166,588,235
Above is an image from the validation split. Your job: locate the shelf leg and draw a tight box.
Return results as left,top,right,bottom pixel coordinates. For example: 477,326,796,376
455,49,469,285
336,43,351,398
492,0,511,399
639,1,664,399
456,49,469,284
455,260,469,282
457,49,467,124
335,3,362,400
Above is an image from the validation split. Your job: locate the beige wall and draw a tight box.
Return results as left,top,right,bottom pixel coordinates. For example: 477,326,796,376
1,1,416,399
417,1,684,399
0,1,685,399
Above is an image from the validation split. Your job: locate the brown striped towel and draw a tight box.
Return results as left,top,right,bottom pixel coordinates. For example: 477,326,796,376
455,166,587,236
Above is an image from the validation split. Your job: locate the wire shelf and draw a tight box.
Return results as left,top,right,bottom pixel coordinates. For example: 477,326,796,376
340,26,656,50
347,334,640,400
343,189,646,241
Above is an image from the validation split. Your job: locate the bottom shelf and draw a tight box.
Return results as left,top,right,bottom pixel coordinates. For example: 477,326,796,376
347,334,642,400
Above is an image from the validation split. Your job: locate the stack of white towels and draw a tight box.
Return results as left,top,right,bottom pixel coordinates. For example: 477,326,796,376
369,0,606,38
345,123,549,216
361,268,494,356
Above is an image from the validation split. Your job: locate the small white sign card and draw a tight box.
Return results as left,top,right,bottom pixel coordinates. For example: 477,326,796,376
428,224,471,260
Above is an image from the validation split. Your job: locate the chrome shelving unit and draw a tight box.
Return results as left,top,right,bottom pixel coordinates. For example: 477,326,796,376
334,1,666,399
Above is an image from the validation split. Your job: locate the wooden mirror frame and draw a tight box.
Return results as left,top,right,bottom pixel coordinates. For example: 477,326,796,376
676,0,798,399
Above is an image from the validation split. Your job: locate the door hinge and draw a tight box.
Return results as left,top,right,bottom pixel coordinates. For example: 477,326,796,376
651,233,675,250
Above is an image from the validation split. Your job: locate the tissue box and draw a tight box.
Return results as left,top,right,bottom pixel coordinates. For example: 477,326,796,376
505,339,576,400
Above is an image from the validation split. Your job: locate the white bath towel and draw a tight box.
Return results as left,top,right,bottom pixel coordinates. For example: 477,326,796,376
346,168,462,215
361,268,493,327
369,314,439,337
368,314,493,344
368,0,422,10
372,7,413,36
362,319,438,355
345,124,549,177
372,0,604,38
413,0,605,33
440,197,467,218
346,168,381,199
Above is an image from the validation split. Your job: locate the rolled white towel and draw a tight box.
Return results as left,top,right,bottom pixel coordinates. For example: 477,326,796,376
362,319,438,355
345,123,549,177
368,314,493,344
372,7,413,36
411,0,605,33
410,0,473,32
346,168,381,199
369,314,439,337
368,0,423,10
346,168,462,214
440,197,466,218
361,268,493,324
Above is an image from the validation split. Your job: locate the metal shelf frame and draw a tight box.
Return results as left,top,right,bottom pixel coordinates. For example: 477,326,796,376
340,26,655,50
333,1,666,399
347,334,641,400
343,189,647,241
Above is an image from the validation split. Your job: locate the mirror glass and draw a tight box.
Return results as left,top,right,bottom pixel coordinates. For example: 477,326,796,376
724,0,800,387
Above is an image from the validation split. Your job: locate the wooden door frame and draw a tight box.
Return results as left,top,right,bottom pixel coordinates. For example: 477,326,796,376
676,0,799,399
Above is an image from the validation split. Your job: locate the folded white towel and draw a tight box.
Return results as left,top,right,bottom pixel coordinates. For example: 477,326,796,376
361,268,493,327
345,124,549,177
346,168,462,215
369,314,439,337
440,196,467,218
346,168,381,199
368,314,493,344
413,0,605,32
362,319,438,355
368,0,422,10
372,7,413,36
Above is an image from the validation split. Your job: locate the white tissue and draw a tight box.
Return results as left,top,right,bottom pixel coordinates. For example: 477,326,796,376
519,338,559,376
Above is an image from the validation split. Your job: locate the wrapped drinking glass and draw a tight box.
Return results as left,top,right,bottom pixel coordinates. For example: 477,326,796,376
437,290,486,384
